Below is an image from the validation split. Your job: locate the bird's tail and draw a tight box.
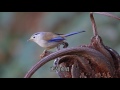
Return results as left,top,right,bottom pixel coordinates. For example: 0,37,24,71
64,30,85,37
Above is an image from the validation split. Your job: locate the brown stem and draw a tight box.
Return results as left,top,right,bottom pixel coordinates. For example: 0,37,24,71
93,12,120,20
24,47,112,78
90,12,98,36
90,12,120,36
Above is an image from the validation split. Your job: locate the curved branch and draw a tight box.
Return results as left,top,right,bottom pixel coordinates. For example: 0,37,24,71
24,47,112,78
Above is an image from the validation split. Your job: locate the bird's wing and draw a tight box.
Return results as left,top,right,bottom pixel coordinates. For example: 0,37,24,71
42,32,57,41
47,36,65,42
43,32,65,42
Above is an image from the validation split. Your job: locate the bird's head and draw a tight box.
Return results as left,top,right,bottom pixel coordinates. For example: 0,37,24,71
28,32,44,43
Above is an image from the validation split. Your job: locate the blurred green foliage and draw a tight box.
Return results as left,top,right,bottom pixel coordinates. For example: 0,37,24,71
0,12,120,78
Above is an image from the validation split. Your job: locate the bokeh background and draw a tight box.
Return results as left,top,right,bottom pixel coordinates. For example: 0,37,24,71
0,12,120,78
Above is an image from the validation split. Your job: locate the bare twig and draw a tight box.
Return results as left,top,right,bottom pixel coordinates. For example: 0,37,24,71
93,12,120,20
90,12,120,36
90,12,98,36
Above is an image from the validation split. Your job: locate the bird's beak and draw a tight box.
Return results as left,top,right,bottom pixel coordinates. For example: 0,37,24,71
27,38,32,42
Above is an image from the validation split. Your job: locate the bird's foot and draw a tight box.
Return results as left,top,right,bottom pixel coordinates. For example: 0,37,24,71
40,50,53,59
56,42,69,51
62,41,68,48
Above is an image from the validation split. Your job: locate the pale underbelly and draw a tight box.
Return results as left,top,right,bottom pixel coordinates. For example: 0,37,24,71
38,40,63,49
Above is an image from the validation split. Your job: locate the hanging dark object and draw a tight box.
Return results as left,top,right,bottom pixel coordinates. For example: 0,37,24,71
24,12,120,78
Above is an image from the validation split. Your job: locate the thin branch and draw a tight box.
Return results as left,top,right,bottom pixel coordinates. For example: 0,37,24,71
90,12,120,36
93,12,120,20
90,12,98,36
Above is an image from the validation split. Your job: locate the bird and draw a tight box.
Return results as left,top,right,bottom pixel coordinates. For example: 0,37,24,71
28,31,85,54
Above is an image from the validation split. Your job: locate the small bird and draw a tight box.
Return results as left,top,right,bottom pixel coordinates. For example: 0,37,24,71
28,31,85,53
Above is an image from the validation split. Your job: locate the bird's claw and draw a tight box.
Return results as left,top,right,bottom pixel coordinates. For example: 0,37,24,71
62,42,68,48
56,42,69,51
40,50,53,59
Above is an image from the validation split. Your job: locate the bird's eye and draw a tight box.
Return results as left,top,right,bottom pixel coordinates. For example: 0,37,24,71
33,37,35,38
